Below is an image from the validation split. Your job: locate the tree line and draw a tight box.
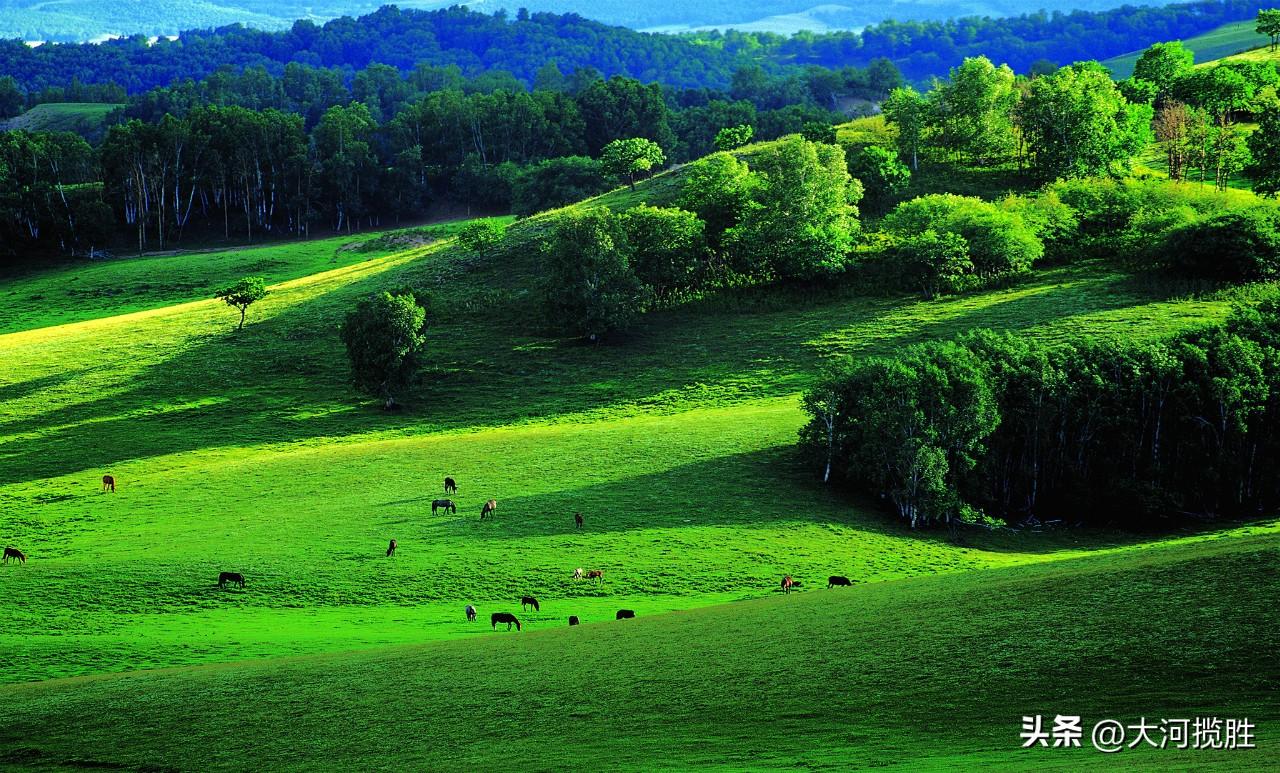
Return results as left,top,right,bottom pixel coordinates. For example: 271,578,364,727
800,299,1280,528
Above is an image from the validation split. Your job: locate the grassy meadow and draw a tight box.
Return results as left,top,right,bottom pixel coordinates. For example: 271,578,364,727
2,152,1279,767
1102,20,1272,77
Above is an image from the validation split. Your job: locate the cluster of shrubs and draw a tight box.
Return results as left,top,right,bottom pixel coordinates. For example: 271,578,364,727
801,299,1280,528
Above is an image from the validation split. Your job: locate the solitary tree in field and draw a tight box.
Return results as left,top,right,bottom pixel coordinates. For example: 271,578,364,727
216,276,268,330
1258,9,1280,52
713,124,754,151
340,290,428,409
601,137,665,190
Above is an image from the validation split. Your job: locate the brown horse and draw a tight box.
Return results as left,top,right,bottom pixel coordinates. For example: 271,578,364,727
432,499,457,515
444,477,457,494
386,539,397,557
586,569,604,583
521,596,540,612
781,575,794,595
102,475,115,492
491,612,521,631
218,571,246,589
480,499,497,520
574,512,584,529
616,609,635,620
828,575,851,588
3,547,26,564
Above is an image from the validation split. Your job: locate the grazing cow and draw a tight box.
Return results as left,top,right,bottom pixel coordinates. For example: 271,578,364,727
781,575,794,595
432,499,457,515
466,605,477,622
102,475,115,492
480,499,497,520
586,569,604,583
568,616,580,626
521,596,540,612
572,567,584,580
444,477,457,494
3,547,26,564
386,539,397,557
828,575,852,588
574,512,583,529
615,609,635,620
491,612,521,631
218,572,246,589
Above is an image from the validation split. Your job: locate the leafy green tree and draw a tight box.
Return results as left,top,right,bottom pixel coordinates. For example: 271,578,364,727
882,86,930,170
1258,9,1280,52
726,136,859,280
340,290,429,409
713,124,754,151
884,194,1043,283
619,205,708,300
511,156,606,216
313,102,378,232
456,220,507,256
1164,208,1280,281
1174,66,1254,126
1017,62,1153,180
930,56,1019,166
216,276,268,330
1246,106,1280,196
1132,42,1195,103
576,76,675,155
540,209,646,341
600,137,666,191
678,151,754,248
0,76,23,119
847,144,911,212
800,121,837,144
892,230,973,299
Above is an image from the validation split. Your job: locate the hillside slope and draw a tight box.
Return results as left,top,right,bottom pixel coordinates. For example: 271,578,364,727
2,527,1276,770
1103,19,1271,78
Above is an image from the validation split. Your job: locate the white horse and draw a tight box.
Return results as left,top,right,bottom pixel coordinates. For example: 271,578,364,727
572,567,584,580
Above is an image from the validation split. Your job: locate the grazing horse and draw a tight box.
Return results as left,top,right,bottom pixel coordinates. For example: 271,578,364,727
828,575,852,588
574,512,583,529
218,571,246,589
491,612,521,631
101,475,115,492
386,539,397,557
444,477,457,494
521,596,540,612
781,575,794,595
480,499,497,520
568,616,580,626
3,547,26,564
586,569,604,583
572,567,584,580
432,499,457,515
616,609,635,620
466,605,477,622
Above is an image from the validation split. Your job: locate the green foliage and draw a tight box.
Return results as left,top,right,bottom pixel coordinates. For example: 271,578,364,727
847,144,910,212
0,75,23,119
890,229,973,299
1163,207,1280,281
883,194,1043,283
930,56,1019,166
726,136,859,281
456,220,507,256
800,121,837,144
1132,41,1196,102
881,86,929,170
713,124,754,151
618,205,708,300
600,137,667,191
1259,9,1280,51
511,156,606,217
339,290,428,407
1247,106,1280,196
1018,62,1154,180
678,151,753,247
540,209,646,341
215,276,267,330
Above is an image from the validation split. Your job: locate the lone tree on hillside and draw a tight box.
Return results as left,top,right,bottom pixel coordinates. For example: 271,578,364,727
216,276,268,330
601,137,665,190
340,290,428,409
714,124,754,152
1259,9,1280,52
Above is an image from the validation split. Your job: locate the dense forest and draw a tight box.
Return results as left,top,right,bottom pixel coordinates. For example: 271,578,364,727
0,2,1274,95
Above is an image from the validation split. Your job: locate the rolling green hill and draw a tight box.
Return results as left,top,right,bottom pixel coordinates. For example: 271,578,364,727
2,140,1278,767
0,102,120,141
1102,19,1271,78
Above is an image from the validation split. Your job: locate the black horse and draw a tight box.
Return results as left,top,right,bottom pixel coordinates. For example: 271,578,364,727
218,571,246,589
828,575,852,588
521,596,540,612
574,512,583,529
386,539,397,557
491,612,521,631
616,609,635,620
568,615,580,626
466,605,477,621
432,499,457,515
444,477,457,494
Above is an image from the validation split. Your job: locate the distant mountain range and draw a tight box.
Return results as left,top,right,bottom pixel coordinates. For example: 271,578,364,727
1,0,1163,42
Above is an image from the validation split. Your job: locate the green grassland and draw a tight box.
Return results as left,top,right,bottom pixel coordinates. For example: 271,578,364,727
2,150,1278,767
1103,20,1271,78
0,102,122,141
